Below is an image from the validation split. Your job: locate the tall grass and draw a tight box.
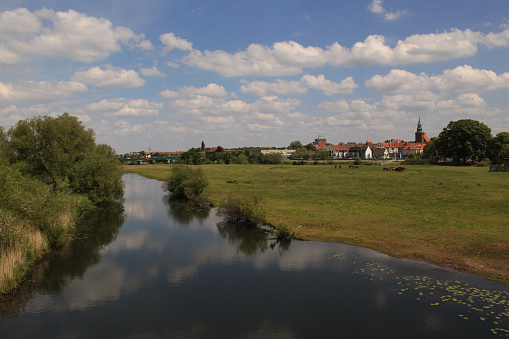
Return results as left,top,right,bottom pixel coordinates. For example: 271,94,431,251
0,166,90,294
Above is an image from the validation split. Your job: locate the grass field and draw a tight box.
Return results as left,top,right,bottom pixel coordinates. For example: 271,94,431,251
123,162,509,284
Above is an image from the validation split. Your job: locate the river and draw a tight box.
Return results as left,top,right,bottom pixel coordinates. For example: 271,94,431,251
1,173,508,338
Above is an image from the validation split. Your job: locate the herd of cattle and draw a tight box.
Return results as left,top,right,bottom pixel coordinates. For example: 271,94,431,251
383,166,406,172
333,165,406,172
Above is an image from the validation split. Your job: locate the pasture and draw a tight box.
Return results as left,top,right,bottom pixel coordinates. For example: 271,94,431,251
123,162,509,283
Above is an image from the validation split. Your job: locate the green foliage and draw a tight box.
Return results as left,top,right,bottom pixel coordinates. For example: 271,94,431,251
1,113,123,204
290,147,312,160
353,157,363,165
0,165,90,249
436,119,492,163
289,141,303,149
72,144,125,204
164,164,208,200
271,224,295,240
217,192,266,225
488,132,509,164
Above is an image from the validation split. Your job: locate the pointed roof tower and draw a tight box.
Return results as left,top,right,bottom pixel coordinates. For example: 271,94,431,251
414,117,430,143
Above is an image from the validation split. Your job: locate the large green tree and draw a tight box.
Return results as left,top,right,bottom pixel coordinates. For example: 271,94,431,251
436,119,492,164
2,113,123,204
487,132,509,164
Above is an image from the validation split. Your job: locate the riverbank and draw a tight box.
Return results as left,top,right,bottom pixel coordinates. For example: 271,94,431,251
124,163,509,284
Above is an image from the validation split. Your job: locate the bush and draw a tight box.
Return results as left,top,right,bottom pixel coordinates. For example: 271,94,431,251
271,224,294,240
164,164,208,200
217,192,266,225
354,157,363,165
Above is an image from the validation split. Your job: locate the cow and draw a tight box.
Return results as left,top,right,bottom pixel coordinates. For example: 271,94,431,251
383,167,390,171
349,165,359,169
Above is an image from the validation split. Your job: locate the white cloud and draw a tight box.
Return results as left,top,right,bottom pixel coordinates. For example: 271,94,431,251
300,75,359,95
240,79,308,96
160,89,179,99
160,33,193,53
72,66,146,89
139,66,167,77
431,65,509,93
0,80,87,103
365,69,433,93
380,92,439,112
0,8,41,39
368,0,407,21
0,8,151,64
182,28,509,76
366,66,509,94
87,98,163,118
240,75,357,97
317,99,350,113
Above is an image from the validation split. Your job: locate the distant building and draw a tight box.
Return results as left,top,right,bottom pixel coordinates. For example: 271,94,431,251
414,118,431,143
313,136,328,149
260,149,296,160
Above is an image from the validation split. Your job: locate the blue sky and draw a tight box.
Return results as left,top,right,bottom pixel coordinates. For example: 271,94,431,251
0,0,508,153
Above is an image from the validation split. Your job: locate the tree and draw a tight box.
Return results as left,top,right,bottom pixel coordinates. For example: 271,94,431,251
164,164,208,200
290,148,312,160
289,141,303,149
436,119,492,164
488,132,509,164
201,141,205,151
3,113,123,204
422,137,439,162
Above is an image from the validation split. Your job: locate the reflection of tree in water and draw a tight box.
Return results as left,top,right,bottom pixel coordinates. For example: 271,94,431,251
163,195,211,226
0,200,126,318
217,221,292,256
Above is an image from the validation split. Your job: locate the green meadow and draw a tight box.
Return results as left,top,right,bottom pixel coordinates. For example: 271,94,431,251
124,162,509,284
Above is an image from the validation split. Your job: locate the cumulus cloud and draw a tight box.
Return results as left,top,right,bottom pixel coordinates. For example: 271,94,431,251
72,65,146,89
240,79,308,96
87,98,163,118
431,65,509,93
0,8,152,64
139,66,167,77
368,0,407,21
182,28,509,76
366,65,509,94
0,80,87,103
240,75,357,97
160,33,193,53
365,69,433,93
300,75,359,95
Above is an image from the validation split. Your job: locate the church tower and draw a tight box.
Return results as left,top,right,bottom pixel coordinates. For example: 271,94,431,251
414,118,430,143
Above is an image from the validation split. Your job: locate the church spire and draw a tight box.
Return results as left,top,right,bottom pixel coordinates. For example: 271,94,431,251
416,117,423,133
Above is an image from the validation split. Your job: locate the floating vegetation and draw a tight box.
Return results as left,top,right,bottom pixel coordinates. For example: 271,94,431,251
328,253,509,336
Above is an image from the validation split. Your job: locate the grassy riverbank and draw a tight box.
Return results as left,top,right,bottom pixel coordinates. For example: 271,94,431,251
123,162,509,284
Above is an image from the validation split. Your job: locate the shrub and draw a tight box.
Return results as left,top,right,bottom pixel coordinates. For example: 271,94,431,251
164,164,208,200
354,157,363,165
217,192,266,225
271,224,294,240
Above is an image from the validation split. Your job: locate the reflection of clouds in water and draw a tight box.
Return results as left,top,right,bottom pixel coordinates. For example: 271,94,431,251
124,201,157,221
103,229,149,254
25,260,160,313
168,264,200,285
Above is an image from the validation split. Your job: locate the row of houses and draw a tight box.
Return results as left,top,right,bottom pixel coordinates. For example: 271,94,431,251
316,119,431,160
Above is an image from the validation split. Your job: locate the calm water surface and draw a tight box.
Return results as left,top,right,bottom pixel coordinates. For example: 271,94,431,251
1,173,508,338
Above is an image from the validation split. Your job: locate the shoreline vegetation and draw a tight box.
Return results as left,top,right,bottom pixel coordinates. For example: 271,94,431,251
123,162,509,284
0,114,124,295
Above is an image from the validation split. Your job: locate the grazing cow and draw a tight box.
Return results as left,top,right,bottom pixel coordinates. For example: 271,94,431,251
383,167,390,171
349,165,359,169
394,167,405,172
337,165,342,169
